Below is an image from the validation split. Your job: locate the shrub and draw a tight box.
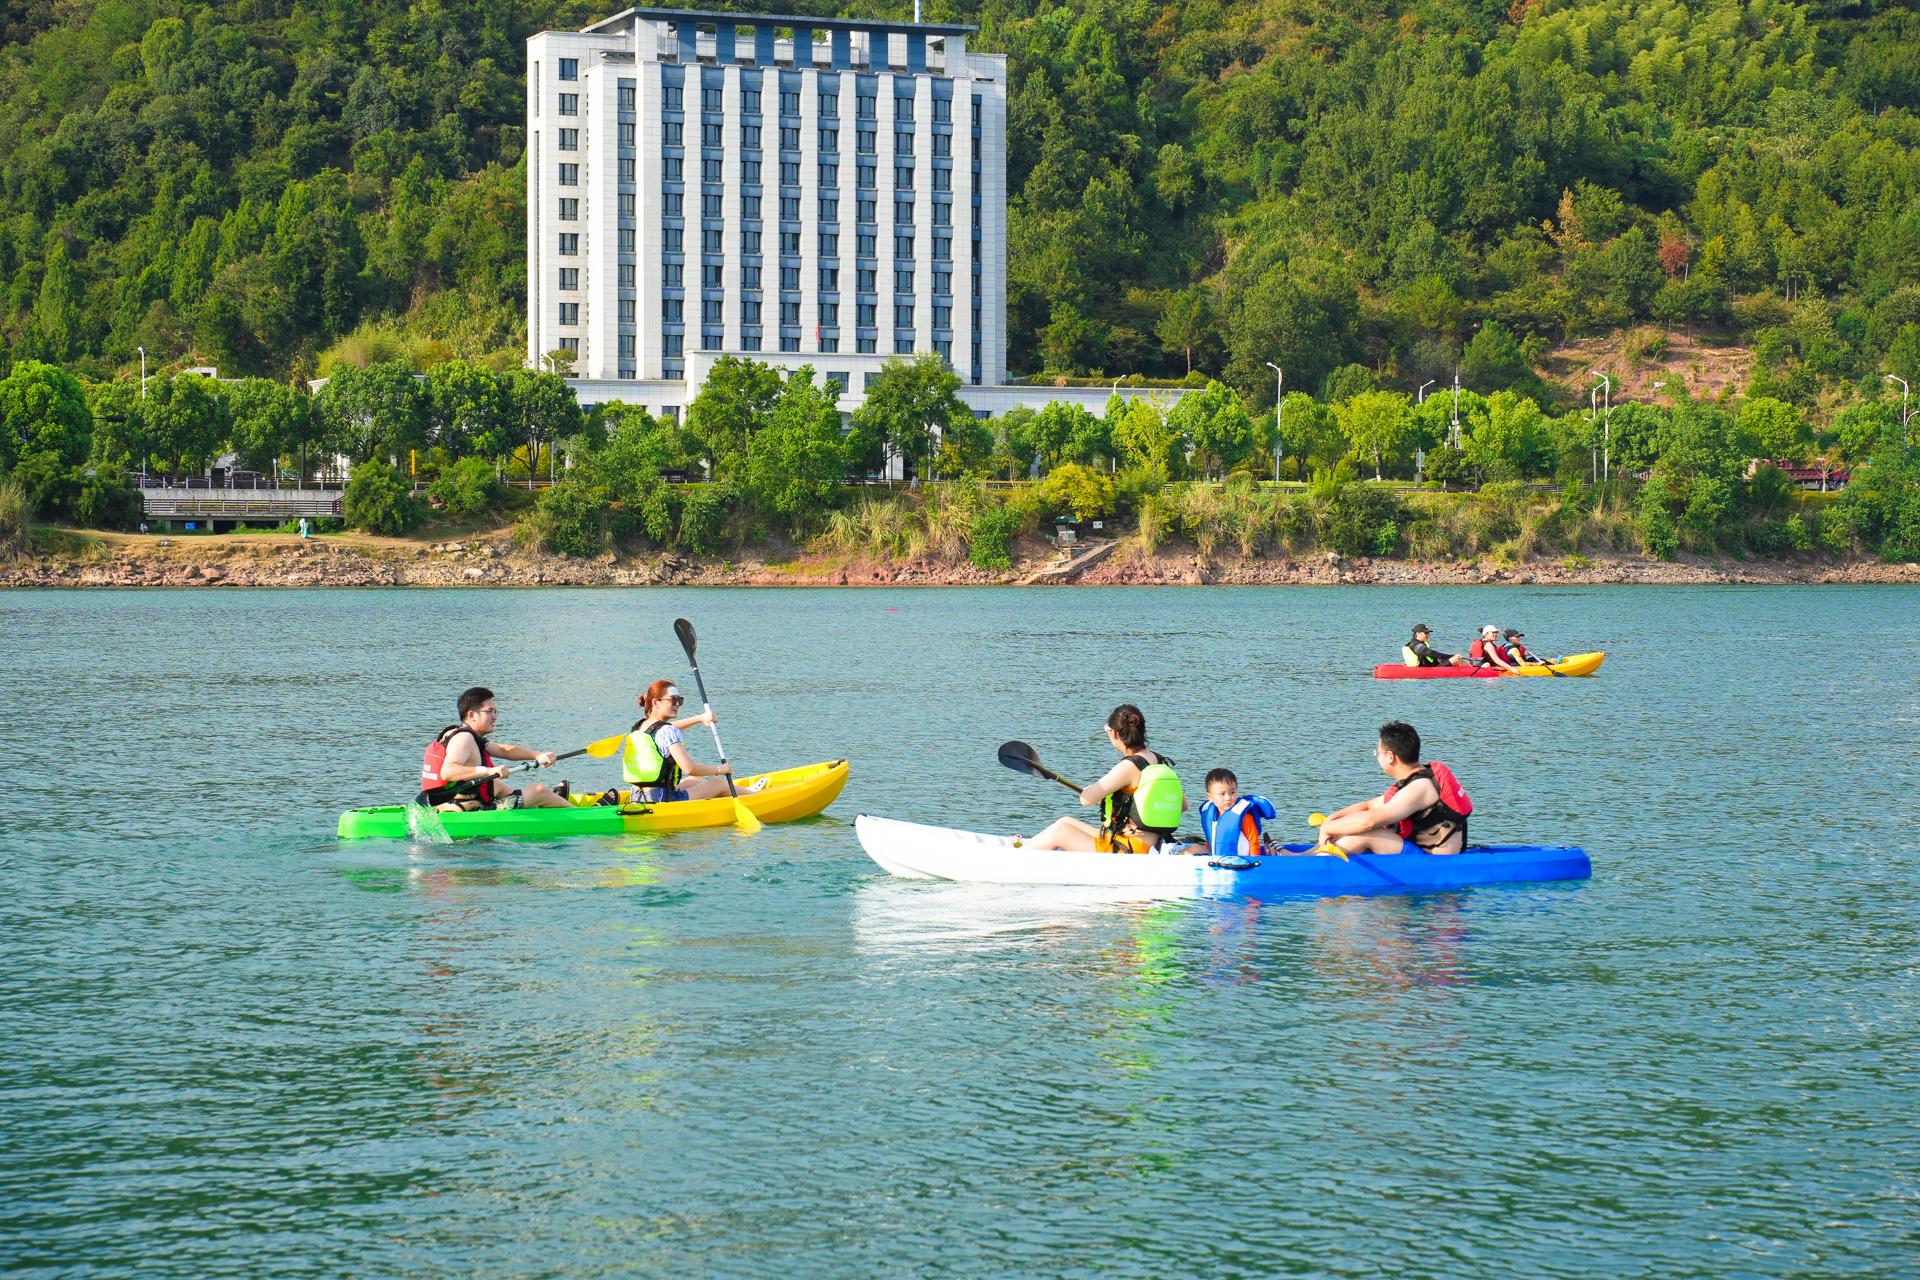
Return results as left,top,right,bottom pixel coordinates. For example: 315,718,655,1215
343,460,426,536
968,503,1023,571
428,457,504,518
676,483,731,555
74,470,141,530
1321,483,1406,558
0,477,32,558
10,451,77,522
1136,490,1171,553
1423,446,1469,490
533,481,611,556
1038,462,1117,519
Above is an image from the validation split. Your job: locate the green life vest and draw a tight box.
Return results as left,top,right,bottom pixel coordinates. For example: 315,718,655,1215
621,719,681,788
1403,644,1421,666
1102,752,1183,836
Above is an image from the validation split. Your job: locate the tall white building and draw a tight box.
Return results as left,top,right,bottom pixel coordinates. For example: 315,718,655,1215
528,8,1021,416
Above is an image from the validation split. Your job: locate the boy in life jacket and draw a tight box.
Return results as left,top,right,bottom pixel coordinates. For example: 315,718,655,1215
1403,623,1469,668
1317,720,1473,856
418,686,571,811
1467,624,1519,672
1181,768,1279,858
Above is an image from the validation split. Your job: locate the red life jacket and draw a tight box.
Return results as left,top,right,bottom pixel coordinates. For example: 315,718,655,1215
1384,763,1472,850
420,724,493,805
1468,638,1508,665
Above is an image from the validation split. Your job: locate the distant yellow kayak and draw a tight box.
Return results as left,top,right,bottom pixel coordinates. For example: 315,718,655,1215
1505,651,1606,677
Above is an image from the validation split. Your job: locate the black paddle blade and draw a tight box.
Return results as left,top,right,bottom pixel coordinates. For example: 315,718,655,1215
673,617,697,661
997,740,1044,776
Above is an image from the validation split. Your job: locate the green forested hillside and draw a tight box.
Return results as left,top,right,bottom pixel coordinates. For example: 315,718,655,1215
1,0,1918,415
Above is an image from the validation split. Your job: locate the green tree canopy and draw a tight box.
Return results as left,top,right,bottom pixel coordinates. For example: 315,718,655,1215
0,360,91,472
850,354,969,481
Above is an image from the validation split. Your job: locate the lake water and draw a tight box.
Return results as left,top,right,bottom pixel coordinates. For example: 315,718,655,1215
3,586,1917,1278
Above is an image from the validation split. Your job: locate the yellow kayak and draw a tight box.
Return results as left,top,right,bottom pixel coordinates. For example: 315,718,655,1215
337,759,849,839
1505,651,1606,677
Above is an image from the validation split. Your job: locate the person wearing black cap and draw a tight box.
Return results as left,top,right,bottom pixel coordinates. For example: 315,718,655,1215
1503,628,1551,667
1402,624,1469,668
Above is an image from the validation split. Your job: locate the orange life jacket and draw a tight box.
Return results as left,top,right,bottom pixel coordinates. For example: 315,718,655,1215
1385,763,1472,850
420,724,493,806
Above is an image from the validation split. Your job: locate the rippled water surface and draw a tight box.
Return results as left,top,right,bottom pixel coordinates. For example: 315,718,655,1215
3,585,1917,1278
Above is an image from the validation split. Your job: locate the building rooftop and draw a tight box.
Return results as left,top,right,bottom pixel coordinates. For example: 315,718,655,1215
583,7,977,36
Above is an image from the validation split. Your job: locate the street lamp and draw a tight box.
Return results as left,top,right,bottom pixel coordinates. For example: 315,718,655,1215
1886,374,1911,444
1417,379,1435,404
1264,362,1284,482
1449,373,1462,449
1589,369,1611,481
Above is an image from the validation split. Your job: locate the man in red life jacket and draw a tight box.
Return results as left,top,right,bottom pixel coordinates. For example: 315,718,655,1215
1467,624,1519,672
1317,721,1472,856
418,686,570,811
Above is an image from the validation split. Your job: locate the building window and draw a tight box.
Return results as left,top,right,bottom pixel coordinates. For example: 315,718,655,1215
664,84,682,111
741,227,761,254
559,93,579,116
620,263,637,288
933,133,951,159
895,302,915,326
780,90,800,115
619,227,636,253
819,301,838,324
743,264,761,288
619,298,635,323
857,269,877,292
559,58,578,80
826,372,848,392
819,234,838,258
780,265,801,289
559,128,579,151
857,130,876,155
664,299,683,322
664,263,681,287
663,157,681,181
704,299,724,324
933,236,952,260
896,233,914,258
857,164,876,189
857,234,877,258
820,92,839,117
664,191,682,216
781,160,800,184
780,126,801,151
819,128,838,152
665,121,683,146
934,98,951,123
703,330,723,350
780,334,800,353
780,231,801,254
934,270,952,293
559,198,579,221
619,334,636,358
619,192,636,218
933,167,951,191
664,227,682,251
619,122,636,148
895,198,914,223
559,163,579,186
703,228,723,252
895,165,915,189
857,336,876,353
559,336,579,354
820,197,839,223
934,339,952,360
619,83,636,112
858,94,877,119
895,97,915,123
857,302,876,325
703,193,723,217
857,199,877,223
559,302,580,325
703,122,723,147
703,263,723,286
781,301,800,324
703,87,723,112
700,157,719,182
559,232,579,255
819,163,838,187
743,89,761,113
820,267,839,290
780,195,800,219
934,305,951,328
894,131,913,155
620,158,636,183
895,338,914,354
559,267,579,290
665,334,683,356
742,160,763,186
819,335,838,352
933,202,951,226
741,335,760,352
744,300,761,324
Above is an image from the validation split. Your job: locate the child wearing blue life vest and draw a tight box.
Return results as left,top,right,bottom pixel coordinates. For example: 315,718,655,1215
1186,768,1278,858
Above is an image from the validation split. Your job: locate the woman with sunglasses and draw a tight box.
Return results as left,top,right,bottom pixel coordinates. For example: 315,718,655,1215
612,678,750,804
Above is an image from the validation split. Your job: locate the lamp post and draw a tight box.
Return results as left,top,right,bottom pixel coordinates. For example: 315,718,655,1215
1449,373,1462,449
1589,369,1611,481
1417,378,1434,404
1265,362,1284,482
1887,374,1911,444
135,347,148,484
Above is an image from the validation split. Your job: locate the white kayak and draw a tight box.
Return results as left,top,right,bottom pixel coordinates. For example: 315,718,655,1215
854,814,1592,898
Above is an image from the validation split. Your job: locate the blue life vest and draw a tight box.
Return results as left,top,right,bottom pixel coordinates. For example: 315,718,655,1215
1199,795,1277,859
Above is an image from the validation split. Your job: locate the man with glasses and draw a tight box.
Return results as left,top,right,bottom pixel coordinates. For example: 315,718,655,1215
419,686,570,810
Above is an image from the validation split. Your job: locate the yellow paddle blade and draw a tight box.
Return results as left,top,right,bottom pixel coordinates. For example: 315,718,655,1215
1308,812,1327,826
732,797,763,833
1317,843,1349,861
584,731,628,759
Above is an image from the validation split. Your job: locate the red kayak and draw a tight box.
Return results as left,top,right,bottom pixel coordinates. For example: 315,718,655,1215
1373,664,1504,679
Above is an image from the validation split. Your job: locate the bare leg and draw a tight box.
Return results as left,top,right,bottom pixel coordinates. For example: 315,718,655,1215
521,784,572,809
1331,830,1410,856
1021,816,1101,851
680,775,736,801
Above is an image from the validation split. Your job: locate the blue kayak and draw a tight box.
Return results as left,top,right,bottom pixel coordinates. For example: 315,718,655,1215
856,815,1592,897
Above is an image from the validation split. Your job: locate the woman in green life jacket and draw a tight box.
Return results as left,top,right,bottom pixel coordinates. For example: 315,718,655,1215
1020,704,1184,853
610,678,761,804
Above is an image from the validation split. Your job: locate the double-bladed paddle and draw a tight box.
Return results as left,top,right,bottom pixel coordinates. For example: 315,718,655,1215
673,617,763,833
422,730,629,801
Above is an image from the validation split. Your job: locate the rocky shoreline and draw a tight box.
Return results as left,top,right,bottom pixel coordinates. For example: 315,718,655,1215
5,531,1918,589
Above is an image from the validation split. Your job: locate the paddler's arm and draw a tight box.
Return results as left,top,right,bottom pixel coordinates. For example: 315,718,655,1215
670,711,717,730
667,739,732,778
487,741,558,767
1324,780,1436,838
435,734,506,783
1079,758,1139,809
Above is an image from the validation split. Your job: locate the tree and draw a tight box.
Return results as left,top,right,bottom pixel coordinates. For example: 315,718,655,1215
1462,392,1554,481
741,366,848,526
145,374,231,476
317,362,427,464
343,459,425,535
501,369,584,479
1155,286,1212,375
1111,396,1184,475
1335,391,1412,480
425,361,506,459
1460,321,1537,394
1737,397,1809,463
1171,380,1255,478
849,353,969,481
0,361,92,474
685,355,782,476
1276,392,1346,479
225,379,315,472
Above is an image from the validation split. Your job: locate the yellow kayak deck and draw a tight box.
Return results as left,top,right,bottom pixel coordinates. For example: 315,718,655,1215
1505,651,1606,677
590,759,851,831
